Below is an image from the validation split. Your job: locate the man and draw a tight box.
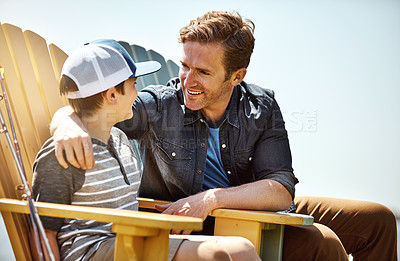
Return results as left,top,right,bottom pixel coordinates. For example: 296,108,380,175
33,39,260,261
51,11,397,260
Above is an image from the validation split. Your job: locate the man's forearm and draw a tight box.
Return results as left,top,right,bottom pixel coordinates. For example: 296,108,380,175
49,105,93,169
211,179,292,212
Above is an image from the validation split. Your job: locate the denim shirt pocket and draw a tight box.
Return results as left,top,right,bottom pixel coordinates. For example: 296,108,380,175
233,148,254,184
154,138,193,189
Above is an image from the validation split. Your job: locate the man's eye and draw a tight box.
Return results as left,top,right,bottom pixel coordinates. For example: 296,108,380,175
200,70,210,75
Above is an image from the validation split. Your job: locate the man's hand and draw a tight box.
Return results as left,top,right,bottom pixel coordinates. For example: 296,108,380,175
51,106,94,169
155,189,219,235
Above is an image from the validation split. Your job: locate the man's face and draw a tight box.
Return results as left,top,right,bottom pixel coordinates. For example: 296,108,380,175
179,41,234,121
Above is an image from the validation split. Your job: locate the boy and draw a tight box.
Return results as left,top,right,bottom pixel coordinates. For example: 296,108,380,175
32,39,259,261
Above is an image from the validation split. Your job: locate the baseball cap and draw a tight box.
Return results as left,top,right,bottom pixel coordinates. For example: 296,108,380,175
61,39,161,99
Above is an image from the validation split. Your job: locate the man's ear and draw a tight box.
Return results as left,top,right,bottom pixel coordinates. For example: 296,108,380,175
229,68,247,87
105,87,117,104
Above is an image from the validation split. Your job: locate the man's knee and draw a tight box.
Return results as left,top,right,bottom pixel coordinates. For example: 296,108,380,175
364,201,396,223
284,223,348,261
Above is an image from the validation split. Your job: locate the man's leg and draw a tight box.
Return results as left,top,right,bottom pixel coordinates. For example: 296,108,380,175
292,196,397,261
283,222,349,260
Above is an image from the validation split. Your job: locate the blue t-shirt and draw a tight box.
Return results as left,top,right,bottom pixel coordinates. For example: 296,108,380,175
202,127,230,190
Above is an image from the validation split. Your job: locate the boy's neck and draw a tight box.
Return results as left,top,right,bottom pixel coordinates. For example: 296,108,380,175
81,110,117,144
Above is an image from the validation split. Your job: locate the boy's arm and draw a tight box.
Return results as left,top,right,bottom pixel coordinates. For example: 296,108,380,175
50,106,94,169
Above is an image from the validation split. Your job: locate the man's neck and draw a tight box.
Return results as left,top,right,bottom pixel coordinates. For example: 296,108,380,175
201,89,233,124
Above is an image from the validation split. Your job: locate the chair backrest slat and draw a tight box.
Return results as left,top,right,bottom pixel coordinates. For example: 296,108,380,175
25,30,65,120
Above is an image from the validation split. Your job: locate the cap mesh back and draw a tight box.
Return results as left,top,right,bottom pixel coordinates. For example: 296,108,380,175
97,52,127,78
69,57,98,86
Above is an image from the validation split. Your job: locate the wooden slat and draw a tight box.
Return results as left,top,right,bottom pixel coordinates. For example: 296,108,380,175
147,50,170,85
211,208,314,226
138,197,314,226
131,44,157,89
24,30,64,120
48,43,68,106
0,24,39,180
214,217,263,253
48,43,68,84
138,197,170,209
0,198,202,261
0,198,203,231
166,59,180,78
2,24,49,146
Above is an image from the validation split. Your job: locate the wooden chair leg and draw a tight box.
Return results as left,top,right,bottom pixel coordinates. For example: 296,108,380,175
214,217,286,261
260,224,285,261
214,217,263,253
113,224,169,261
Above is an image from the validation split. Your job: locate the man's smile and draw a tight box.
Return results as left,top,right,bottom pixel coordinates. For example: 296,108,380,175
187,89,204,95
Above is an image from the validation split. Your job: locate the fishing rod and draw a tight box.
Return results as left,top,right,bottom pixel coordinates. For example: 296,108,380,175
0,67,55,261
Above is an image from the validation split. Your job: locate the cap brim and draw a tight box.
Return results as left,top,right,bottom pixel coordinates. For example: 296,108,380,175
134,61,161,78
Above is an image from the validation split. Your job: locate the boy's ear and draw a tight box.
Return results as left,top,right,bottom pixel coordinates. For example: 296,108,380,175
105,87,117,104
229,68,247,87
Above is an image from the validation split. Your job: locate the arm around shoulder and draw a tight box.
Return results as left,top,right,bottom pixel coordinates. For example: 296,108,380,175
49,106,93,169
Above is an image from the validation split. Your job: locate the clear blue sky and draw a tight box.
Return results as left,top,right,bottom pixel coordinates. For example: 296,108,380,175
1,0,399,211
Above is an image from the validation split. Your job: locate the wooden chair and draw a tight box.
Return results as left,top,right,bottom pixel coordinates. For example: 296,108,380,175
0,23,313,261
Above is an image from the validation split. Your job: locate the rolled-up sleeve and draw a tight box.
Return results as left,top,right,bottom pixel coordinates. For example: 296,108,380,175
252,98,299,199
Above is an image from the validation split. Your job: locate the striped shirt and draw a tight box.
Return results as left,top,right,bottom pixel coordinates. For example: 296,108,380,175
32,127,141,261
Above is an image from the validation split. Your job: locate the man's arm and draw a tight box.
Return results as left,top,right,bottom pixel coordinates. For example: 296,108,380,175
155,179,292,234
50,106,94,169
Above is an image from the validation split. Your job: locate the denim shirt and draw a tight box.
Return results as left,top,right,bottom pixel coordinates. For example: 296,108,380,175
117,77,299,202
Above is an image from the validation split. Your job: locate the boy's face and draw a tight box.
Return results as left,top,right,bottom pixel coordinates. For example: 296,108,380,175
117,77,138,121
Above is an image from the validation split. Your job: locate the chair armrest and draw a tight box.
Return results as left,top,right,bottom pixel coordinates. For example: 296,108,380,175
210,209,314,226
138,197,171,209
0,198,202,231
137,197,314,226
0,198,203,261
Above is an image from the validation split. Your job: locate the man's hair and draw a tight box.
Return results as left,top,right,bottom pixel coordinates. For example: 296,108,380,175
59,75,125,117
178,11,255,79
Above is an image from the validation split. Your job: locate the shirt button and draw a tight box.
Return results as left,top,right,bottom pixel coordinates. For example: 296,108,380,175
201,142,205,147
221,144,227,149
197,169,202,174
227,170,231,175
249,157,252,161
171,152,176,157
200,119,204,123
